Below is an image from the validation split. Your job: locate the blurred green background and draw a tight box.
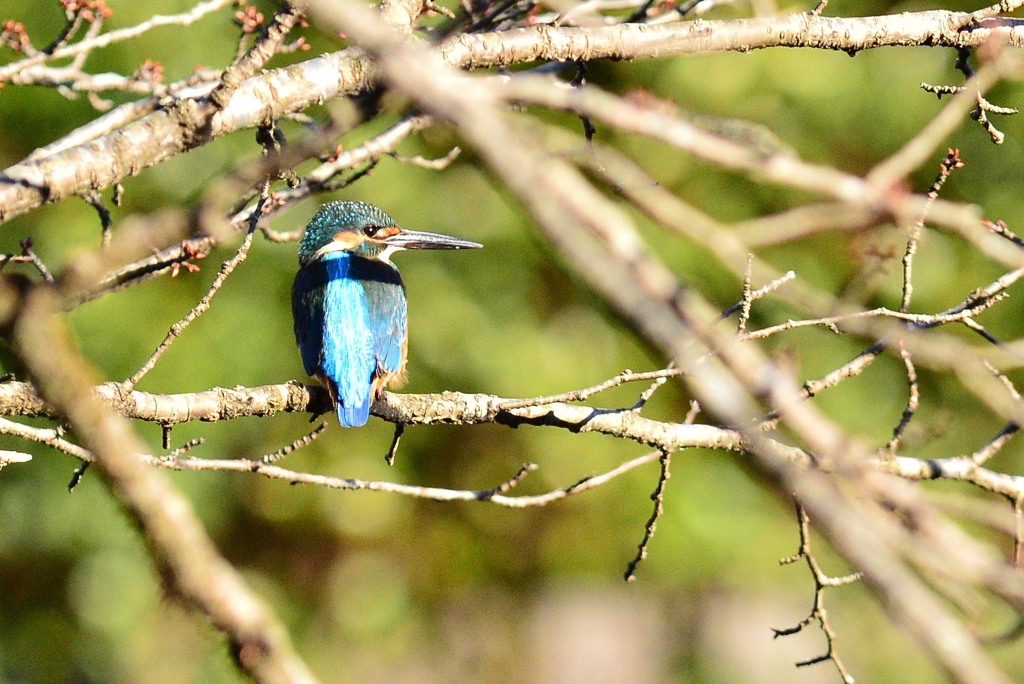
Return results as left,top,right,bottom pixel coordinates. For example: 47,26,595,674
2,1,1024,682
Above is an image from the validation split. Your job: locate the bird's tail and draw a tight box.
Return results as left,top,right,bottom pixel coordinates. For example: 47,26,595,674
337,399,371,428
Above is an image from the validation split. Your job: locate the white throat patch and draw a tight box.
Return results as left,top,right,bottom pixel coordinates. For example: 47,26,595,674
376,244,405,264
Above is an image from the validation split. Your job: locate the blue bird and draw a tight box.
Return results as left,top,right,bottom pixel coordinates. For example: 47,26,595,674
292,201,481,426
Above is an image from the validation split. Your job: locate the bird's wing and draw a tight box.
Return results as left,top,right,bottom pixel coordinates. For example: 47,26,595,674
292,263,328,380
362,268,407,379
349,259,407,401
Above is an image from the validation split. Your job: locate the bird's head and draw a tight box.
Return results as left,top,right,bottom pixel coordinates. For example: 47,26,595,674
298,201,481,267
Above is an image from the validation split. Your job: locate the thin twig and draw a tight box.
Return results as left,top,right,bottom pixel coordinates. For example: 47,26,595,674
718,270,796,321
0,416,91,460
384,422,404,466
81,190,114,248
746,298,1005,341
624,448,671,582
391,146,461,170
161,450,664,507
1014,497,1024,568
0,0,234,82
901,149,964,313
479,462,538,498
164,438,205,460
499,367,683,410
124,192,269,388
737,253,755,334
261,423,327,464
632,368,671,411
969,362,1021,467
774,503,860,684
884,343,920,458
211,0,308,109
16,238,54,282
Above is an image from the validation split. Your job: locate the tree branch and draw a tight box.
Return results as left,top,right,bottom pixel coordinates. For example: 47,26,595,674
0,277,316,684
2,9,1020,224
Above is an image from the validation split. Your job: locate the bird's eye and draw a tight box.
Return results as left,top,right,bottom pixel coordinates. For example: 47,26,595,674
363,225,381,238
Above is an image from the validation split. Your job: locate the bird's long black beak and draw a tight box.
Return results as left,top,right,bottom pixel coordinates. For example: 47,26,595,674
384,228,482,250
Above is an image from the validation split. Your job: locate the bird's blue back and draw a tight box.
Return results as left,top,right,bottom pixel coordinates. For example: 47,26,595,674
292,251,407,427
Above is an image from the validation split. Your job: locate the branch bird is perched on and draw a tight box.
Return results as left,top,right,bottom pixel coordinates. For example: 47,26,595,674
292,201,482,426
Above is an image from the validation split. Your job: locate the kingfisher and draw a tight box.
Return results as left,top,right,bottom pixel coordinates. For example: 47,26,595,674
292,201,481,427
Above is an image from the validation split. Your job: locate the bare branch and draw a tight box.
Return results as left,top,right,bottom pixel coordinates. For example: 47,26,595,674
0,0,235,82
3,10,1020,226
0,277,317,684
